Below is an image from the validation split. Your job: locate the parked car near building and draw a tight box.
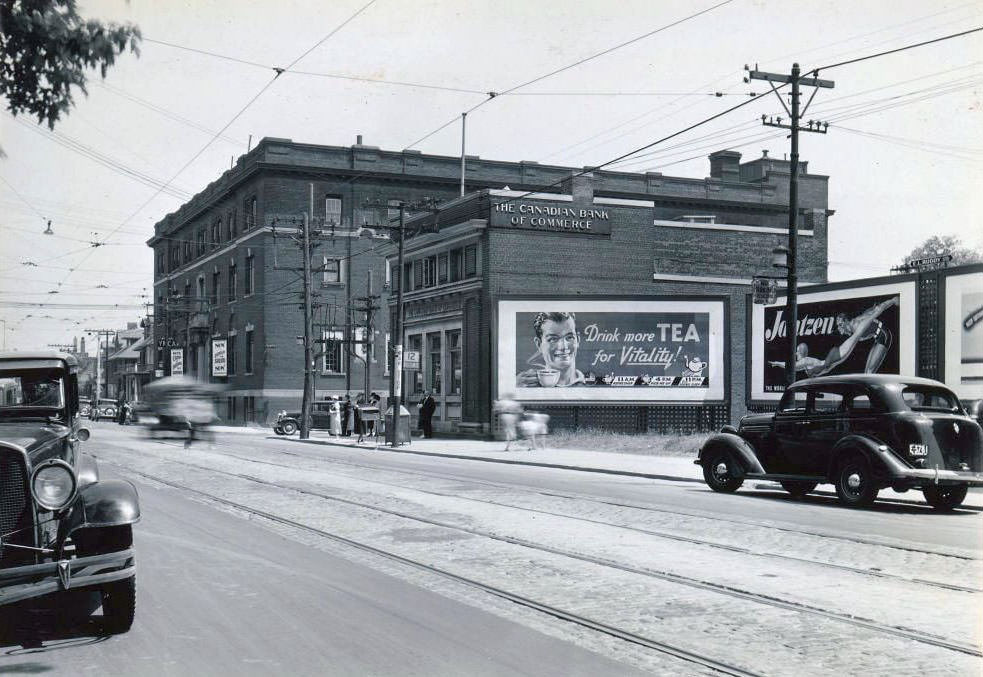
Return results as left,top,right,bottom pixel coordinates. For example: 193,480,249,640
0,352,140,633
696,374,983,510
88,398,118,421
79,397,91,418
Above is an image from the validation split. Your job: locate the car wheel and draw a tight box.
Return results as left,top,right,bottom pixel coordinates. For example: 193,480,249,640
835,455,879,508
75,525,136,633
702,449,743,493
780,481,817,499
922,485,968,511
280,420,298,435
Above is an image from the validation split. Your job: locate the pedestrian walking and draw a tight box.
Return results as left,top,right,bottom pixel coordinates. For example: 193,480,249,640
342,394,352,436
519,412,550,451
354,393,364,443
117,396,127,425
330,396,342,437
419,391,436,438
494,394,523,451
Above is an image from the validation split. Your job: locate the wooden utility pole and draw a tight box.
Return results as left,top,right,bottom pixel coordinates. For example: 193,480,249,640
85,329,116,398
747,62,833,387
300,212,315,439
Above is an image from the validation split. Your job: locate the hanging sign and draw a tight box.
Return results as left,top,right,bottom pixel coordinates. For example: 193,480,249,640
212,339,227,377
170,348,184,375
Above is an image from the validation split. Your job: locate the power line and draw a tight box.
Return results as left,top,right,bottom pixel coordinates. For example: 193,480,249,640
404,0,735,150
56,0,379,291
814,26,983,72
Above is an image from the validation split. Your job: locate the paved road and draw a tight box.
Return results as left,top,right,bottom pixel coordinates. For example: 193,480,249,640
0,463,646,677
161,426,982,557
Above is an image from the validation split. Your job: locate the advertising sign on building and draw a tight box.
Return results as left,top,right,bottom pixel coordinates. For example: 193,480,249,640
944,270,983,399
750,280,917,401
170,348,184,376
497,299,726,401
212,339,228,377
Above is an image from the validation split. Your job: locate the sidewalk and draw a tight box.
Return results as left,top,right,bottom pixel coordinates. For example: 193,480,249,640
276,431,983,509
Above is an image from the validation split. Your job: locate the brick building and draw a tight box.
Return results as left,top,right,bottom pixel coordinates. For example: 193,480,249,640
150,138,829,426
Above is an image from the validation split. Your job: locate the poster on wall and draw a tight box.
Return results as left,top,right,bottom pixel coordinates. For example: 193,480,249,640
750,280,917,401
497,299,726,401
944,270,983,399
170,348,184,376
212,339,227,377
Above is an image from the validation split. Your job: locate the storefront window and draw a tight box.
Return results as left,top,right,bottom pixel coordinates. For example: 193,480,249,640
428,333,442,395
448,330,462,395
409,334,423,394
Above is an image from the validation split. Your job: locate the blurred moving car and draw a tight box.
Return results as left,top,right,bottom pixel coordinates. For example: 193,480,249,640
88,398,118,421
696,374,983,510
0,351,140,633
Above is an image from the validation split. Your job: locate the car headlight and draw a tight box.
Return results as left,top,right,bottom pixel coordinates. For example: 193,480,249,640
31,460,78,511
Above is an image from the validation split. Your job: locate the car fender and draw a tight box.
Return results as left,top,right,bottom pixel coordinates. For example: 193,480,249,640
827,435,909,481
698,433,766,476
279,417,299,427
78,453,99,489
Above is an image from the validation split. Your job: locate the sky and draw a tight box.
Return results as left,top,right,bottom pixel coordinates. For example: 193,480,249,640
1,0,981,353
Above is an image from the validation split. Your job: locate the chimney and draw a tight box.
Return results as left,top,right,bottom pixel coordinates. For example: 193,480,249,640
708,150,742,182
562,171,594,203
356,134,363,145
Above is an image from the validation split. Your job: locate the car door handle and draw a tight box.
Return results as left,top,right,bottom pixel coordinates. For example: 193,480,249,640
795,421,809,425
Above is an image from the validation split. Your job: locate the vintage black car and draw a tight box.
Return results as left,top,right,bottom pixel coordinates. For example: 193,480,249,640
0,352,140,632
273,400,341,435
696,374,983,510
88,398,118,421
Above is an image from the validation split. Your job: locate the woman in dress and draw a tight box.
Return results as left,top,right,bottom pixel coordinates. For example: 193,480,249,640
329,396,342,437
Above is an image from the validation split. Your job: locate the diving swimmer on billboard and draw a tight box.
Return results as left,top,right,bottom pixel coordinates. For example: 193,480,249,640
768,297,898,377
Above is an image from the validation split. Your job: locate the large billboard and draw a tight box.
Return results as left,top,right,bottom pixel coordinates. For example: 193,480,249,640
944,270,983,399
750,280,917,401
497,299,726,401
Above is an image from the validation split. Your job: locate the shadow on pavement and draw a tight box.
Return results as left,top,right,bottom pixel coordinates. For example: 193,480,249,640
0,591,112,656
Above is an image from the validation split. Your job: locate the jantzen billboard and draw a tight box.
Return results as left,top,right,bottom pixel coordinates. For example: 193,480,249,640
944,269,983,399
750,280,917,401
497,299,726,401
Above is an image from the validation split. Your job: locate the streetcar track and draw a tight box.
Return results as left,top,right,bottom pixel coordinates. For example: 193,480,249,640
102,449,983,658
147,433,982,562
176,444,983,594
107,460,762,677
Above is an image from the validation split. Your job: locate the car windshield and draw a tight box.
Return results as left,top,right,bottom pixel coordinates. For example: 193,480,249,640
900,385,961,413
0,369,66,416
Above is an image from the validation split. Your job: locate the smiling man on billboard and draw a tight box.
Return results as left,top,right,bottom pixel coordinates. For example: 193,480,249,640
517,312,586,387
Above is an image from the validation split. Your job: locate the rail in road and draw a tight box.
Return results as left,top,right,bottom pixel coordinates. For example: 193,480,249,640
152,438,983,577
97,439,982,667
107,461,761,677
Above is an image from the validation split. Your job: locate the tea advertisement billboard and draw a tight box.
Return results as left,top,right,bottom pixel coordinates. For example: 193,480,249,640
497,299,726,401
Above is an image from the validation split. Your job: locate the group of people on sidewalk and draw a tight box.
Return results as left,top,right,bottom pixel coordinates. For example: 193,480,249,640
320,392,382,439
494,394,549,451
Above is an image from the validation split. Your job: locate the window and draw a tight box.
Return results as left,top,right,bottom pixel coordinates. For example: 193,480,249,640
183,280,191,303
325,197,342,229
211,219,221,247
403,262,412,291
422,256,436,287
245,330,254,373
847,394,873,412
228,260,237,302
225,214,233,241
322,257,341,284
197,228,206,256
428,333,442,395
438,253,448,284
184,239,192,261
450,249,462,282
227,334,237,375
413,259,424,289
387,199,400,224
246,197,257,229
464,245,477,277
211,270,220,307
810,389,844,414
245,254,254,295
322,330,343,373
901,385,960,412
409,334,423,394
778,389,807,414
231,209,238,238
156,250,165,274
448,330,462,395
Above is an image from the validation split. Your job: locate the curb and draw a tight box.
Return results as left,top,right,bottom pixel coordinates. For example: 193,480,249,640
273,435,983,511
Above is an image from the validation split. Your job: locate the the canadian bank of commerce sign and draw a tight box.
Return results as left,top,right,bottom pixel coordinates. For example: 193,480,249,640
491,199,613,235
497,299,726,401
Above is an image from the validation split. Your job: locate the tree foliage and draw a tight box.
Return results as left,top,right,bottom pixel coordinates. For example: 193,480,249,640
902,234,983,267
0,0,141,129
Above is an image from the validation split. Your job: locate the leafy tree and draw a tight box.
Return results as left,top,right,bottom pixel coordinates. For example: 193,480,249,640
0,0,141,129
902,234,983,268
